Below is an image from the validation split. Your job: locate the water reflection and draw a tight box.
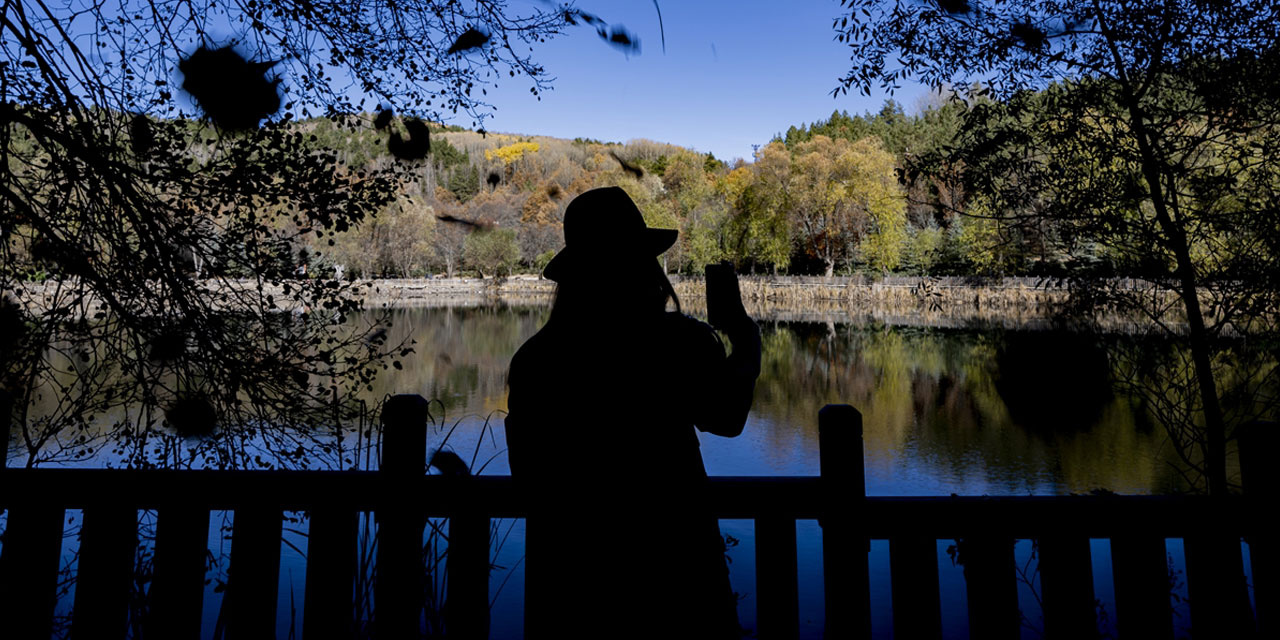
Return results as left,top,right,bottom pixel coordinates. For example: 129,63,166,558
1,303,1210,639
367,305,546,420
375,304,1175,495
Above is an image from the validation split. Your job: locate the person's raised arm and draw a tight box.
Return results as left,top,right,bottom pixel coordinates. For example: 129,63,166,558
696,263,762,437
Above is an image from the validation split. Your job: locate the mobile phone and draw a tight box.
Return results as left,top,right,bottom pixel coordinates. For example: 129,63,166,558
705,262,746,330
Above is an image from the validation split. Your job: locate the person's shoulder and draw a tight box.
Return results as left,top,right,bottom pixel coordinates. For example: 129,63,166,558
661,312,723,352
509,325,554,378
661,311,712,332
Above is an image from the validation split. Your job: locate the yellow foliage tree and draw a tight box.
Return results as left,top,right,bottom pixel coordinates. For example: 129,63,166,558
485,141,541,165
789,135,906,275
719,144,793,272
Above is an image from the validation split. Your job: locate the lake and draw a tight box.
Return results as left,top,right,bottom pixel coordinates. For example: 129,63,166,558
376,303,1176,493
4,302,1214,638
344,303,1191,640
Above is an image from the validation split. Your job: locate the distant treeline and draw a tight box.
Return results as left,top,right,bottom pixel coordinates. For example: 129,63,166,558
0,98,1106,280
301,100,990,280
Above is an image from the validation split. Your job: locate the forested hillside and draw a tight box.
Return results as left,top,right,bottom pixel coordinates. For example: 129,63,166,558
3,97,1102,280
301,100,991,279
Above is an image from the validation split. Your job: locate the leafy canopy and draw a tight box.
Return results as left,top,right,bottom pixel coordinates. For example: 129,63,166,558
833,0,1280,494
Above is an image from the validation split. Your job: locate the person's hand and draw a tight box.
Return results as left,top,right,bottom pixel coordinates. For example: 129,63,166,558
705,262,751,332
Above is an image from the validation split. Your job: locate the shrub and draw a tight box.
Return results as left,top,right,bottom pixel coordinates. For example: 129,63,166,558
463,229,520,278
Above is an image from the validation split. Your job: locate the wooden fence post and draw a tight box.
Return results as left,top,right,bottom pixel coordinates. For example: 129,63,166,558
376,394,428,639
1184,420,1257,640
226,505,283,638
959,535,1018,640
0,504,64,639
890,536,941,639
1111,535,1173,640
445,509,490,639
756,516,799,639
1184,530,1254,639
148,506,211,640
304,507,358,638
1,390,10,471
72,503,138,640
1039,535,1096,639
819,404,869,640
1241,420,1274,637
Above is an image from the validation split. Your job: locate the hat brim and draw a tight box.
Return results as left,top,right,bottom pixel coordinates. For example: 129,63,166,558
543,227,677,282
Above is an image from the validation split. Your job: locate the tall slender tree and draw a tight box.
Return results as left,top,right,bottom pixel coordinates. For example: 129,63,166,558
834,0,1280,495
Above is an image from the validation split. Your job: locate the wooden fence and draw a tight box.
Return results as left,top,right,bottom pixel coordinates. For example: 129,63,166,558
0,395,1273,639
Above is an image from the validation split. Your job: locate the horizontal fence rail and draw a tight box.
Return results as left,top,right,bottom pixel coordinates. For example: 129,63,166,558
0,396,1273,639
0,470,1265,531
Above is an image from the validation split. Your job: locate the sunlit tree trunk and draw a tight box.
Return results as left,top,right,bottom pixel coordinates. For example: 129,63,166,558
1105,24,1228,496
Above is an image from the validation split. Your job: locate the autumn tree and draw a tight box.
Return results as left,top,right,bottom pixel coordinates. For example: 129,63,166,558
463,228,521,278
663,151,727,272
788,135,906,275
331,191,436,277
608,174,682,270
721,144,793,273
432,215,470,278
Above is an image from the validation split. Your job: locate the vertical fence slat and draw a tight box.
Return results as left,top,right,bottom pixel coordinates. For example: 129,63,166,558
226,506,283,638
1,390,11,471
375,394,428,640
148,506,210,640
819,404,870,640
959,536,1018,640
1241,420,1274,637
1039,535,1096,639
1184,533,1254,638
304,507,358,638
72,505,138,639
374,497,425,639
0,505,64,640
890,536,941,640
756,517,799,639
445,512,491,640
1110,535,1172,640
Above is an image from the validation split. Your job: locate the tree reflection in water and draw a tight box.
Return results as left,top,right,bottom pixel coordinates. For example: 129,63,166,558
6,303,1247,639
372,304,1190,495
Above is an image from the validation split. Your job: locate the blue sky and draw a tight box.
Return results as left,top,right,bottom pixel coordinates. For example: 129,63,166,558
129,0,924,161
474,1,928,162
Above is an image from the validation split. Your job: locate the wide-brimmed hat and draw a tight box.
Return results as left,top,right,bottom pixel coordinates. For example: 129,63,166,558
543,186,677,282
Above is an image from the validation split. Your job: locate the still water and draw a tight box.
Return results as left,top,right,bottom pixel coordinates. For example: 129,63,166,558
384,303,1174,494
6,302,1202,638
349,303,1186,640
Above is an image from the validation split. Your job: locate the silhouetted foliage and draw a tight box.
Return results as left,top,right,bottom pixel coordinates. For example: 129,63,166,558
428,448,470,475
0,0,642,467
602,27,639,54
436,214,492,232
462,228,520,278
178,45,281,131
387,118,431,160
610,150,645,179
834,0,1280,494
447,28,491,55
373,107,393,131
994,332,1112,434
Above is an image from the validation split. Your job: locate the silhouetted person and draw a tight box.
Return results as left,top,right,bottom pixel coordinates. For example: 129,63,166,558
506,186,761,639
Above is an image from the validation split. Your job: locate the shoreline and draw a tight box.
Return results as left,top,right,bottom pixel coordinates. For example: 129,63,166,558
361,274,1074,305
361,275,1167,332
8,275,1182,332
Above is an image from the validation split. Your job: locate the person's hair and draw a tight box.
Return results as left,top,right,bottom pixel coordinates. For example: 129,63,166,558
550,259,680,323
